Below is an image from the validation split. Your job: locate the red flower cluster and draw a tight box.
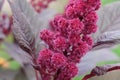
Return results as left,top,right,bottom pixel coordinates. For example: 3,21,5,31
38,0,101,80
37,49,66,73
30,0,55,12
0,14,12,42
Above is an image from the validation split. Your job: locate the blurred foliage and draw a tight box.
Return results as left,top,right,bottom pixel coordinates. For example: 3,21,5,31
0,34,20,70
102,0,120,5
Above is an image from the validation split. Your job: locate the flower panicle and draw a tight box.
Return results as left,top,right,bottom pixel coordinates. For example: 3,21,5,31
38,0,101,80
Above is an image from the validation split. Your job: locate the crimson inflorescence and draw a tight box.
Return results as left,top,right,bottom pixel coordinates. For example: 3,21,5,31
38,0,101,80
30,0,55,12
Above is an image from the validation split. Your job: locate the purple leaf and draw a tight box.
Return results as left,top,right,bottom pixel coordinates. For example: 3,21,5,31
77,49,119,76
23,64,39,80
11,0,56,40
8,0,36,54
4,42,32,67
93,31,120,50
12,0,41,33
7,0,56,55
14,69,28,80
94,2,120,39
0,70,18,80
93,2,120,50
4,42,38,80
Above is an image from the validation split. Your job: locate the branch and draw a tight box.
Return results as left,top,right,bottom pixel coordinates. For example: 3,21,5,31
82,64,120,80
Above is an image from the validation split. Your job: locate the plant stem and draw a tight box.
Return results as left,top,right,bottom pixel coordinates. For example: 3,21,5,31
35,70,39,80
82,66,120,80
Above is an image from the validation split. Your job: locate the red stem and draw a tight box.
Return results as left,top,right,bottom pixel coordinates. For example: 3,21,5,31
35,70,39,80
82,66,120,80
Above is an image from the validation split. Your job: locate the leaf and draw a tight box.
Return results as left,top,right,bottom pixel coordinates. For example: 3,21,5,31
14,69,28,80
0,69,34,80
0,70,18,80
95,2,120,39
77,49,119,76
0,0,4,11
82,63,120,80
8,0,56,54
4,42,32,67
4,43,36,80
11,0,56,41
97,31,120,43
8,0,35,54
12,0,41,34
93,2,120,50
23,64,37,80
93,31,120,50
